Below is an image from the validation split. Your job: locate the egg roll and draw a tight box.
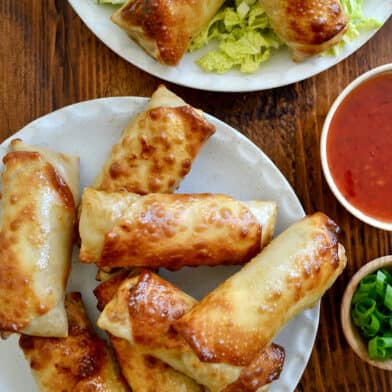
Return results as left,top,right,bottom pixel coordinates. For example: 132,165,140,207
0,140,79,337
93,85,215,193
79,188,277,269
19,292,129,392
94,271,205,392
174,212,347,365
97,271,285,392
260,0,348,61
111,0,225,65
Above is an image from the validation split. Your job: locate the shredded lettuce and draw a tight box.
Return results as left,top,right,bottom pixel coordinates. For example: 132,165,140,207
190,0,282,73
98,0,381,74
323,0,381,56
191,0,381,73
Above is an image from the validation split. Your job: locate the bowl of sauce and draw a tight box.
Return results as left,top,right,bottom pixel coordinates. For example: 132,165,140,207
341,255,392,370
321,63,392,230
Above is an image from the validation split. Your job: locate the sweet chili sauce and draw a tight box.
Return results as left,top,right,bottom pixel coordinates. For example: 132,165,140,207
327,72,392,223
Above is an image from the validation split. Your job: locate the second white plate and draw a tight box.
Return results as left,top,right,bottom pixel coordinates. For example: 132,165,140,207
68,0,391,91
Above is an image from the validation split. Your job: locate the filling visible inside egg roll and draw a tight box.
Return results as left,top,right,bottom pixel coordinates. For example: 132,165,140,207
79,188,277,269
174,212,347,365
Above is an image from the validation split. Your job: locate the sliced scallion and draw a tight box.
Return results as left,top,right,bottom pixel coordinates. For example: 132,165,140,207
350,268,392,361
384,285,392,311
376,270,388,297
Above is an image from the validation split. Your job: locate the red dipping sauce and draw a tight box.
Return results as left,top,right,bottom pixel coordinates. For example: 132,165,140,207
327,72,392,223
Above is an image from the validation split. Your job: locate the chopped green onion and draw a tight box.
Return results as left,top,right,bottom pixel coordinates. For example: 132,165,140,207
359,274,377,292
384,285,392,311
376,270,388,297
377,337,392,348
381,269,392,283
352,298,376,324
368,336,392,360
373,306,390,326
351,268,392,361
369,337,387,360
362,314,380,337
352,291,370,305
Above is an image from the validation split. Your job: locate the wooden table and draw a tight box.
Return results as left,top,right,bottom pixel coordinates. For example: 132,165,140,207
1,2,391,391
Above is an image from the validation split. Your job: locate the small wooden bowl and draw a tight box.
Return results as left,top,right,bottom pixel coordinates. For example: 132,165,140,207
341,255,392,370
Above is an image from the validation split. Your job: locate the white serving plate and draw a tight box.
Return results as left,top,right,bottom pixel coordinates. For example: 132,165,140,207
0,97,318,391
68,0,391,91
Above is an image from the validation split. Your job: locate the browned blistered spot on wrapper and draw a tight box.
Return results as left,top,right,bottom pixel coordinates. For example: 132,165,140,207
20,293,129,391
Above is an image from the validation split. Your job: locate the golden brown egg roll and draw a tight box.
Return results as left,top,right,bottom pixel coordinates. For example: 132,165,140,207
79,188,277,269
0,140,79,337
93,85,215,194
111,0,225,65
19,292,129,392
94,271,205,392
97,271,285,392
260,0,348,61
174,212,347,366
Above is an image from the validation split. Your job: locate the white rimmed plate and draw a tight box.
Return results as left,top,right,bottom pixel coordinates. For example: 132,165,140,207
68,0,391,91
0,97,317,391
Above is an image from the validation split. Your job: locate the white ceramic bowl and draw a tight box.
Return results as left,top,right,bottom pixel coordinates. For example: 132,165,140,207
320,63,392,231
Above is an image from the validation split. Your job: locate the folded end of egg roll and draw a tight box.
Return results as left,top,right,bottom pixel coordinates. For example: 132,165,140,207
10,139,80,204
290,25,348,61
111,0,225,65
260,0,348,61
243,200,277,248
21,300,68,338
147,84,186,109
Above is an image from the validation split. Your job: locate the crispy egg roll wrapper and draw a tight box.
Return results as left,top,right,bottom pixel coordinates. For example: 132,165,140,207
79,188,277,269
97,271,285,392
0,140,79,336
111,0,225,65
175,212,347,365
93,85,215,194
94,271,205,392
260,0,348,61
19,292,129,392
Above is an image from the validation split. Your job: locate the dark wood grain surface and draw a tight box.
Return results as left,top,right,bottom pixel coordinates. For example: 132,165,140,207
1,1,391,391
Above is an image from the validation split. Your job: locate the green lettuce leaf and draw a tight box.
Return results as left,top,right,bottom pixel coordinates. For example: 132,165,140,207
323,0,381,56
190,1,282,73
97,0,382,74
191,0,381,73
